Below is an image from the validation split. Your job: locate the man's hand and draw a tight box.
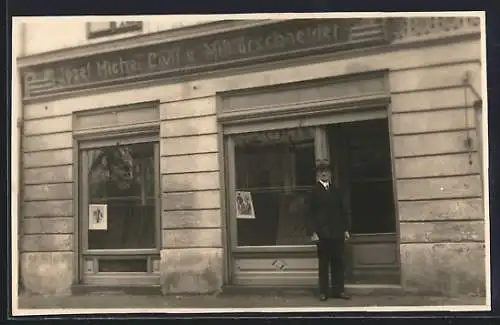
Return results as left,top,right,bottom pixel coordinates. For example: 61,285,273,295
344,231,350,240
311,232,319,242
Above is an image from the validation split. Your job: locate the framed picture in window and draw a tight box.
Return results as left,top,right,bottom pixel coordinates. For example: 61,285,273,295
89,204,108,230
235,191,255,219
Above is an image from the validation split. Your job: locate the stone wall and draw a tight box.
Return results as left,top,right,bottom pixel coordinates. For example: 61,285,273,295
21,110,74,294
389,61,485,296
159,96,223,294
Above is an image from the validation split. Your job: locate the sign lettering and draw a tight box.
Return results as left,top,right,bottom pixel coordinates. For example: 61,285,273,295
21,19,391,99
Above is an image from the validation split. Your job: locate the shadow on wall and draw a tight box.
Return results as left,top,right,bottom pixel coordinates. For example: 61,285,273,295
19,265,24,295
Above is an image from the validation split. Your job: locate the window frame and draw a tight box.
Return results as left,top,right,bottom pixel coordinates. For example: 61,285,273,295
71,101,161,285
232,133,316,247
79,136,161,256
75,134,161,285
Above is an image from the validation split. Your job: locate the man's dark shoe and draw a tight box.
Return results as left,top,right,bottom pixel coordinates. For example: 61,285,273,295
331,292,351,300
319,294,328,301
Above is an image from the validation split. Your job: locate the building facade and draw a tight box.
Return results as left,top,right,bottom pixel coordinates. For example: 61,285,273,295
14,17,487,297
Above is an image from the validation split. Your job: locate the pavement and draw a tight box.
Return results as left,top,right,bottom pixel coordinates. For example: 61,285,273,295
16,292,488,311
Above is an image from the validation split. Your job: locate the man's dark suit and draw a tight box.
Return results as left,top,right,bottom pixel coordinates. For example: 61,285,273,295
308,181,351,296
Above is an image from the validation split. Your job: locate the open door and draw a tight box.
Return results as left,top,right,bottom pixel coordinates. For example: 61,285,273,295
328,119,400,284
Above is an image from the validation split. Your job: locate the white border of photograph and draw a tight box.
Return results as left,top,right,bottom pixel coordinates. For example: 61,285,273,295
10,11,490,316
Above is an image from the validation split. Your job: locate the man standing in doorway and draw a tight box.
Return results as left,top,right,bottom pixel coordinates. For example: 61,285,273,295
309,162,351,301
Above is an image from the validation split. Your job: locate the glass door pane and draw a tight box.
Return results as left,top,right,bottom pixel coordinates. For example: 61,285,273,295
85,142,156,250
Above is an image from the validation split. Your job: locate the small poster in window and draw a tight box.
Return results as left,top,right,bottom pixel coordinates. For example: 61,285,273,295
89,204,108,230
236,191,255,219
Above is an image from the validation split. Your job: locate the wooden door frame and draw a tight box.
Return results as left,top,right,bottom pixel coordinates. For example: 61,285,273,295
328,119,401,282
387,103,403,286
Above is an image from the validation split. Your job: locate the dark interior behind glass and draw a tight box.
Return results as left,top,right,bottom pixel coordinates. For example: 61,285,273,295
86,142,156,250
233,119,396,247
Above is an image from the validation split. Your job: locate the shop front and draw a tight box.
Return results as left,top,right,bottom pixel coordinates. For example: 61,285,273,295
17,17,486,297
219,72,400,287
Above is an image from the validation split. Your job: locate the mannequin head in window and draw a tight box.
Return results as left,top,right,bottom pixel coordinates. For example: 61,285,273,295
316,163,332,183
108,147,134,191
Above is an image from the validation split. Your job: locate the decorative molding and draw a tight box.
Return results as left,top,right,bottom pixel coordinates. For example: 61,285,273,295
74,122,160,142
391,17,480,41
219,70,389,125
73,100,159,127
220,71,388,113
220,94,390,126
73,100,160,142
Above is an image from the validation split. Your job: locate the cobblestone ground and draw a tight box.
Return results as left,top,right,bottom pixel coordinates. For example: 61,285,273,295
17,293,487,311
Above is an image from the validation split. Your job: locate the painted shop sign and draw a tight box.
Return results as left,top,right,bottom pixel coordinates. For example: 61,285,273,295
21,19,392,99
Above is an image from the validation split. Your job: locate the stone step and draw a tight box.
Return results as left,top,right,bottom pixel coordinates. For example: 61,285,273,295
72,284,162,296
71,283,405,297
221,284,405,296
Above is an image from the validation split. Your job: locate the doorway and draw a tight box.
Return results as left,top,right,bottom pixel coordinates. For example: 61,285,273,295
78,138,161,286
225,119,400,287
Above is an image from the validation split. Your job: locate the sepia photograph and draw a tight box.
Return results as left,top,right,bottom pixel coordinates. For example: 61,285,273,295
11,12,490,316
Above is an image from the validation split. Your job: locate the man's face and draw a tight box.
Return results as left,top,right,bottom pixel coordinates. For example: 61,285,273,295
317,169,331,182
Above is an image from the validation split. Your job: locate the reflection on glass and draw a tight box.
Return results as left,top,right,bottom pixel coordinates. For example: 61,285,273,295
234,128,316,247
86,142,156,249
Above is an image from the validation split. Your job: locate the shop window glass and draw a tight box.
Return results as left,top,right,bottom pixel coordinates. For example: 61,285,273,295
86,142,156,249
231,119,397,247
234,128,316,246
